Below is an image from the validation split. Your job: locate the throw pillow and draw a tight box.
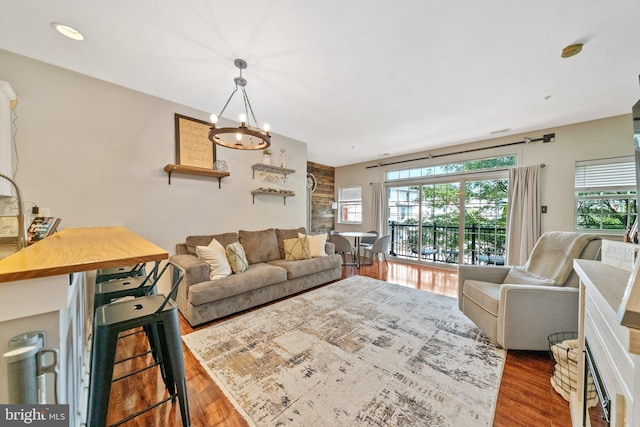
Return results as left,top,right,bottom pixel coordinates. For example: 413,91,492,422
276,227,307,258
503,266,557,286
283,236,311,261
196,239,232,280
298,232,327,257
226,242,249,273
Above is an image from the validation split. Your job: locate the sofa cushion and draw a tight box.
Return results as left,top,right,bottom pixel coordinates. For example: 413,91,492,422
268,254,342,280
195,239,232,280
276,227,306,258
299,232,327,257
284,236,311,260
239,228,281,264
503,266,556,286
189,263,288,306
463,280,501,317
226,242,249,273
186,232,238,256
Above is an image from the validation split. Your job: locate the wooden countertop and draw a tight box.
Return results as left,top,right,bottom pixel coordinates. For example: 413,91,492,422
0,226,168,282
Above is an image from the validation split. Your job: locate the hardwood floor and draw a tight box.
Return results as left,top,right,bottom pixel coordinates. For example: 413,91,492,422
106,261,572,426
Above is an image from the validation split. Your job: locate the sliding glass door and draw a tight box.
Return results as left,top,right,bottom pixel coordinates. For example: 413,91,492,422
462,179,508,265
418,182,461,263
387,175,508,266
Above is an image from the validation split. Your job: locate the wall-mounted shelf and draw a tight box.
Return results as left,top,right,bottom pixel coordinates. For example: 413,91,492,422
164,164,230,188
251,163,296,179
251,189,295,205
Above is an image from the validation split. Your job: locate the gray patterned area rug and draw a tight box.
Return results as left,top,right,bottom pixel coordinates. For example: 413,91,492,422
182,275,506,426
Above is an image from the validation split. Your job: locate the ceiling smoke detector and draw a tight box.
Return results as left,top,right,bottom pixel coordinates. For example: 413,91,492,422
561,43,583,58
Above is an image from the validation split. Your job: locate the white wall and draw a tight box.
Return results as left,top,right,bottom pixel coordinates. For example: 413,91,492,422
1,47,635,253
335,114,635,235
0,49,308,253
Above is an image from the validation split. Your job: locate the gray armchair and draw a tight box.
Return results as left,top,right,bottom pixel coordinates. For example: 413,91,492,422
458,232,602,350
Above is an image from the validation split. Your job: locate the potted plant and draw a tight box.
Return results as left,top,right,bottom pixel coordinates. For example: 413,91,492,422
262,148,273,165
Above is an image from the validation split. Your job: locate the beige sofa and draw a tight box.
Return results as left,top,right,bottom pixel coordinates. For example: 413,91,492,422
170,227,342,326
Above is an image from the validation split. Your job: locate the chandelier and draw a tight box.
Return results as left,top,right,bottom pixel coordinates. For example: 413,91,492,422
209,59,271,150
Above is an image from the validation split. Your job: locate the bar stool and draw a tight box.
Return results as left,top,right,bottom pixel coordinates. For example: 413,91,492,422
93,261,160,310
94,261,166,390
96,263,147,284
88,262,190,427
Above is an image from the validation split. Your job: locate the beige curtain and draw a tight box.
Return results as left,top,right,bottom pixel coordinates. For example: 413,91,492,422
371,182,384,234
506,165,541,265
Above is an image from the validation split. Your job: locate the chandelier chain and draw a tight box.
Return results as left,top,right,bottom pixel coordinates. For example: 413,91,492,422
242,88,259,128
216,86,239,120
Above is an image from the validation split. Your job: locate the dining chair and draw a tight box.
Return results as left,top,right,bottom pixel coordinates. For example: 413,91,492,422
330,234,357,266
359,230,379,248
362,235,391,268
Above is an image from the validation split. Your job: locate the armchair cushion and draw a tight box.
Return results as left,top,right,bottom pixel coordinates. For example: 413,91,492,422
503,266,557,286
462,280,500,316
457,265,510,310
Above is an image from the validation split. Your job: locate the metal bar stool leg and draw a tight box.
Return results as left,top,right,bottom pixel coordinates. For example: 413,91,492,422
162,311,190,426
88,323,119,427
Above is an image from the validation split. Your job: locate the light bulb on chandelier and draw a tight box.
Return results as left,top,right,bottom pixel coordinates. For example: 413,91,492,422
208,59,271,150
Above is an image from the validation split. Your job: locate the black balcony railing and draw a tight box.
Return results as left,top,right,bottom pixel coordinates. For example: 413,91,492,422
388,221,506,265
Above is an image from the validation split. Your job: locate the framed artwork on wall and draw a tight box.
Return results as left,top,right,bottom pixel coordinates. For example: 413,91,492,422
174,114,216,169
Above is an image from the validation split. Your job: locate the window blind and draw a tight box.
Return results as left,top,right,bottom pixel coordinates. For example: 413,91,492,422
574,156,636,191
339,186,362,201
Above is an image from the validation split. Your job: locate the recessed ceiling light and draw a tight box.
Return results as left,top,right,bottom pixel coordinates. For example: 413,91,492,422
51,22,84,41
490,128,511,135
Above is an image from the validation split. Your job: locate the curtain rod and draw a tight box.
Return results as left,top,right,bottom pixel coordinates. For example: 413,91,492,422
365,133,555,169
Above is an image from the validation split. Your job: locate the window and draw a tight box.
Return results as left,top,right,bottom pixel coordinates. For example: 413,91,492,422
338,186,362,224
385,155,516,182
575,156,637,233
385,155,513,265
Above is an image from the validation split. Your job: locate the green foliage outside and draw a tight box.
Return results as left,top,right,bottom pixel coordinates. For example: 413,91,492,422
395,178,508,262
576,192,637,231
387,155,515,263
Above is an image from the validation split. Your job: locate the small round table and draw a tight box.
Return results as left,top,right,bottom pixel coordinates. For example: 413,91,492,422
337,231,377,268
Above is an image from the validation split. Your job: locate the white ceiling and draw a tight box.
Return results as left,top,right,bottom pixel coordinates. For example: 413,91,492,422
1,0,640,167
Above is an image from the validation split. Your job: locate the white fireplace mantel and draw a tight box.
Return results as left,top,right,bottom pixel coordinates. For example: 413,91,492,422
573,259,640,426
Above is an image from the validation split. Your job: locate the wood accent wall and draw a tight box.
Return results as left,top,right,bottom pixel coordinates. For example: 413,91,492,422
307,162,335,234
